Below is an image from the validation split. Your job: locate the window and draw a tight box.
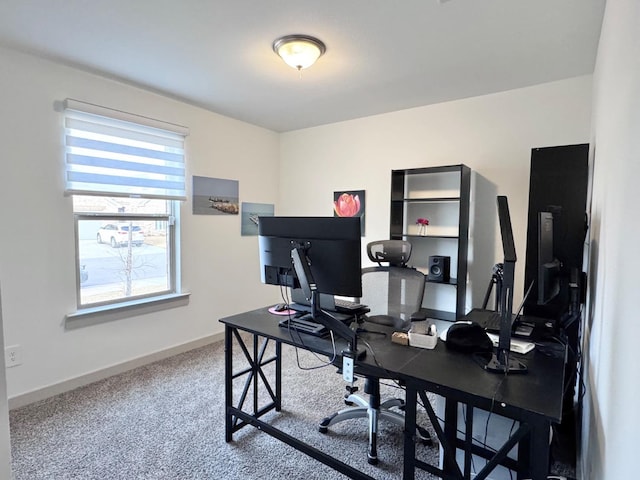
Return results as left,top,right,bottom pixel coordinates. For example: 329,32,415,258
64,99,188,310
73,196,176,307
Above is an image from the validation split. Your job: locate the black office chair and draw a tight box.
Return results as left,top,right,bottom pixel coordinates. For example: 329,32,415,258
318,239,431,465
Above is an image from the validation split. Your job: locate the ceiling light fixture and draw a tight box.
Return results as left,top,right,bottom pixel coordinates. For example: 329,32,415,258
272,34,326,74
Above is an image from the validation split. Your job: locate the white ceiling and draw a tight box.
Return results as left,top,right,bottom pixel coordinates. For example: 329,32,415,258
0,0,605,132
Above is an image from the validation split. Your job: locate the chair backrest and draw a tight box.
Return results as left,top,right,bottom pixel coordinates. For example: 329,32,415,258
367,240,412,267
361,240,426,329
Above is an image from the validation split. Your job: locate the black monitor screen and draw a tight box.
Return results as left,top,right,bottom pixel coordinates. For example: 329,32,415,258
258,216,362,299
496,195,516,329
486,196,527,373
537,211,561,305
498,196,517,264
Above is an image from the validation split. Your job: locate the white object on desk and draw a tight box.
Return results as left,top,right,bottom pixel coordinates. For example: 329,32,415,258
409,324,438,349
486,332,535,355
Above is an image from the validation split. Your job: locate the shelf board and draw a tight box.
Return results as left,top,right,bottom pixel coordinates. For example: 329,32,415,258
393,234,459,240
391,196,461,203
422,308,457,322
392,164,466,176
413,269,457,285
425,277,458,286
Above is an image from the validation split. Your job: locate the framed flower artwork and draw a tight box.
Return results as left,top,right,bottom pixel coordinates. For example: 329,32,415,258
333,189,365,236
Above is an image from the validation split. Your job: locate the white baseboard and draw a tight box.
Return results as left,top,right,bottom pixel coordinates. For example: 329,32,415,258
8,333,224,410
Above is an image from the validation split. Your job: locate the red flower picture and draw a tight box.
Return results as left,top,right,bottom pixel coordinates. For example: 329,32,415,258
333,190,365,235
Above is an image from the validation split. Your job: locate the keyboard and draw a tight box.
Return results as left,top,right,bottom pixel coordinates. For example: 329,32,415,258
291,299,367,315
278,314,327,337
333,298,366,312
483,312,533,338
484,312,510,331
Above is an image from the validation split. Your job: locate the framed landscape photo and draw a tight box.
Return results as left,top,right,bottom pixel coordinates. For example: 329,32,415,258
192,176,239,215
241,202,274,236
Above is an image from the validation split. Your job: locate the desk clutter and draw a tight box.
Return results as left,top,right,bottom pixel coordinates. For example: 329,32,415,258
391,331,409,345
390,322,438,349
439,319,537,355
391,322,438,350
408,323,438,349
441,321,493,353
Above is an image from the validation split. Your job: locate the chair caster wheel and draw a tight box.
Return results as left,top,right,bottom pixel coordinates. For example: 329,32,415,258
417,426,433,446
319,418,330,434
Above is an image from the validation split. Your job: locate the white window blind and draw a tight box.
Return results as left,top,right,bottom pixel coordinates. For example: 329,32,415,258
64,99,188,200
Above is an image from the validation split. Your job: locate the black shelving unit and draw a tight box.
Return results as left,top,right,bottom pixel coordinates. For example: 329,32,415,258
390,164,471,321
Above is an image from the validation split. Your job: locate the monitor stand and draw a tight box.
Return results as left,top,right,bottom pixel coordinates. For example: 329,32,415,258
483,348,527,374
290,246,366,360
483,250,527,374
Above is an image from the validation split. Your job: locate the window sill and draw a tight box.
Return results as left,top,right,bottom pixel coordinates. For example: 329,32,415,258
65,292,190,329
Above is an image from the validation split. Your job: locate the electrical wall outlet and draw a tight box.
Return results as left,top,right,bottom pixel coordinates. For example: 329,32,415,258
5,345,22,368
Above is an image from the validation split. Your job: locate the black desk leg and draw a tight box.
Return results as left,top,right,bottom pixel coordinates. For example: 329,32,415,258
224,325,233,442
275,340,282,411
224,327,282,442
403,385,418,480
529,421,551,480
404,386,464,480
463,405,474,478
443,398,463,478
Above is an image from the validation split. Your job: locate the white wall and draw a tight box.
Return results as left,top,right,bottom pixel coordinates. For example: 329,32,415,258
0,287,12,479
280,76,593,311
582,1,640,478
0,46,281,401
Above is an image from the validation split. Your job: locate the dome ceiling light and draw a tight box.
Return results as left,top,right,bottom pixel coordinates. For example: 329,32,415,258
272,34,326,76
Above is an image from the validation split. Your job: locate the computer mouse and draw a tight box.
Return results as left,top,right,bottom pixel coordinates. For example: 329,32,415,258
274,303,288,312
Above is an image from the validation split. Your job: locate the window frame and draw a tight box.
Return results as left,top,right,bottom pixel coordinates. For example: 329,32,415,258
62,99,188,320
73,208,178,310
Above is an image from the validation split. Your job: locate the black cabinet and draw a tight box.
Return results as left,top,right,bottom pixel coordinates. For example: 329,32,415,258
390,165,471,321
523,144,589,321
523,143,589,468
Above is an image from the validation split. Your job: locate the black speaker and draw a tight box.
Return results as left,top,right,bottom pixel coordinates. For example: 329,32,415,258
428,256,450,282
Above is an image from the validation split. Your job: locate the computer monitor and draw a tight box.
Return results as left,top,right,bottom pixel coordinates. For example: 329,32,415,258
484,196,527,374
258,216,363,354
537,211,561,305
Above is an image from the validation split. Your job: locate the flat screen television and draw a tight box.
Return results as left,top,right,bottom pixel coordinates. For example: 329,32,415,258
258,216,363,354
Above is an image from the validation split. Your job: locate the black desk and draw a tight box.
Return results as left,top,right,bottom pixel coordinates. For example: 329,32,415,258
220,308,566,480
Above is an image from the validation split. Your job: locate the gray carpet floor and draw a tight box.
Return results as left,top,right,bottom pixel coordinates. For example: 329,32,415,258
9,335,574,479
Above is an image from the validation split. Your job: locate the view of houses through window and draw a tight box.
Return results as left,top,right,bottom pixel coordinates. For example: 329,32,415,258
73,195,176,307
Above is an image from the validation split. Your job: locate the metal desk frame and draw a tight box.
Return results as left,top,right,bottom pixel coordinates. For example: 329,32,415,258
222,308,565,480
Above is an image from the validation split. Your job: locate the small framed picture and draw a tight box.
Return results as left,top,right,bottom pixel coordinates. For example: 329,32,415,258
241,202,274,236
333,190,365,236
